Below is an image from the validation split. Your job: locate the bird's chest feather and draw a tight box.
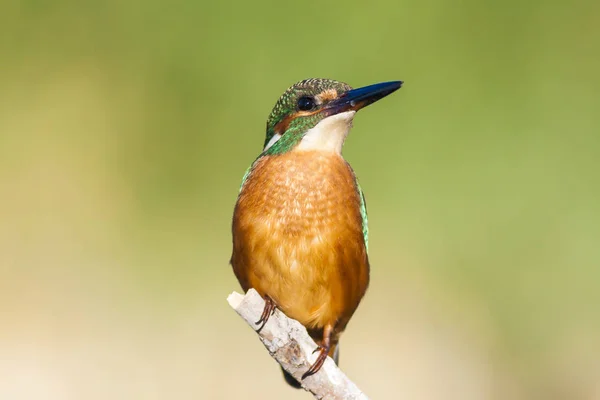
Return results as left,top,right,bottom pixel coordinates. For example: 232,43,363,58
231,150,369,328
240,151,361,236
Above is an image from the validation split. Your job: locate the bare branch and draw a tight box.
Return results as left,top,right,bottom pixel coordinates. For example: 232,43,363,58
227,289,369,400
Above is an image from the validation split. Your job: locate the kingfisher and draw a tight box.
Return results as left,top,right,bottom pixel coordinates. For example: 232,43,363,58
231,78,402,387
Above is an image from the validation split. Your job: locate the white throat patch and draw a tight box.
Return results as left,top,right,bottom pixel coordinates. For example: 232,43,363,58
297,111,356,154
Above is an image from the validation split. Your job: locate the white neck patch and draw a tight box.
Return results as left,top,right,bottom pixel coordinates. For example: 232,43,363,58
263,133,282,151
296,111,356,154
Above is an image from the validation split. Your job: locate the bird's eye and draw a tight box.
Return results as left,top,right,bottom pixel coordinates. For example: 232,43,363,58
297,96,316,111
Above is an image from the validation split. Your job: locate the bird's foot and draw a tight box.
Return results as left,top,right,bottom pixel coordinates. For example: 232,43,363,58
255,295,276,332
301,344,330,380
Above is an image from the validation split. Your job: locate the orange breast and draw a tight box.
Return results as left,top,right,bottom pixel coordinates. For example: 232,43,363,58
231,150,369,334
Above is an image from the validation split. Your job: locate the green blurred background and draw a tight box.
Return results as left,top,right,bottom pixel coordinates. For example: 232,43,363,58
1,0,599,399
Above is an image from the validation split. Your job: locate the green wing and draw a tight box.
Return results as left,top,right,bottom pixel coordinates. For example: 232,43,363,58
239,165,252,192
356,180,369,252
239,153,266,192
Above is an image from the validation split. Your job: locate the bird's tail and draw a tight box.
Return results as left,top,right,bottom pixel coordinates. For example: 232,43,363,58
281,368,302,389
281,343,339,389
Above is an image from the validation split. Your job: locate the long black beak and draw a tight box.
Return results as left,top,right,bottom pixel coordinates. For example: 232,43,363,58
326,81,403,115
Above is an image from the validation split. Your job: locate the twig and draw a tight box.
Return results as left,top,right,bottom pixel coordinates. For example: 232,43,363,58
227,289,369,400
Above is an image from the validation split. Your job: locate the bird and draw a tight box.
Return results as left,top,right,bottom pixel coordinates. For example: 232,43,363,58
230,78,402,387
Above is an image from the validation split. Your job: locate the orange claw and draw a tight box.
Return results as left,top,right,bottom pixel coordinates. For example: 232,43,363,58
255,295,276,332
302,346,329,379
302,323,333,379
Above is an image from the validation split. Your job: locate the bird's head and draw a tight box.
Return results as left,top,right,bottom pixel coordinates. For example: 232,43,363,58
262,78,402,155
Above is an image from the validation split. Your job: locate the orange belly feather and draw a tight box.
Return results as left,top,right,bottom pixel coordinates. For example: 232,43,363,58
231,150,369,345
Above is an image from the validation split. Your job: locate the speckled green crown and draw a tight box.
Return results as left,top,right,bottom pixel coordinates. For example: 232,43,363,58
264,78,352,148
